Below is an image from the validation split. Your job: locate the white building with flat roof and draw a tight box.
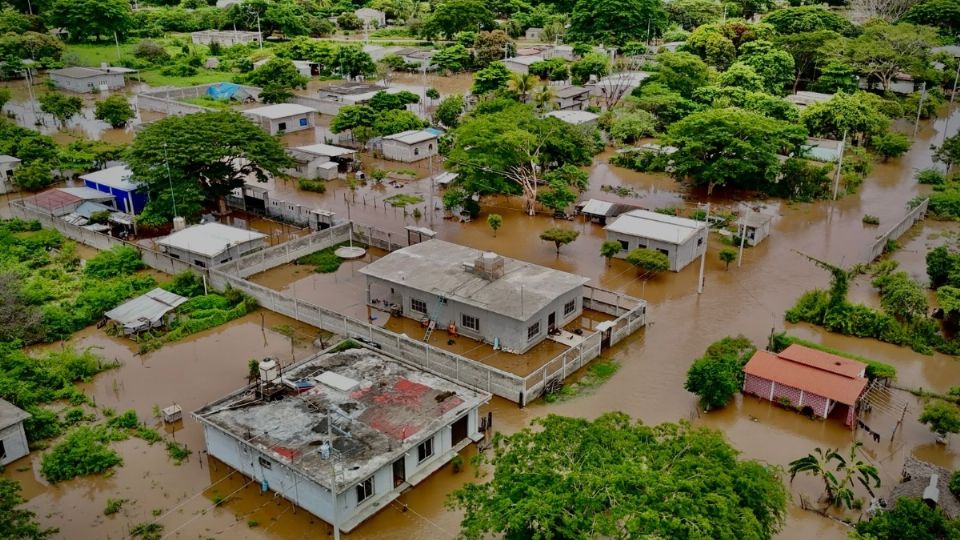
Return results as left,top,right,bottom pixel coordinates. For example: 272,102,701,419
504,55,545,74
158,222,267,268
545,109,599,126
0,399,30,466
191,30,261,46
287,144,357,180
48,66,129,93
380,129,438,162
604,209,708,271
0,155,21,194
243,103,316,135
194,345,489,534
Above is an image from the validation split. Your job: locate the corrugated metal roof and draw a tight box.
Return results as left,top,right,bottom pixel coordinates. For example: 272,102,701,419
605,209,705,245
81,165,139,191
105,288,188,329
581,199,615,216
158,222,266,257
0,398,30,429
383,129,437,144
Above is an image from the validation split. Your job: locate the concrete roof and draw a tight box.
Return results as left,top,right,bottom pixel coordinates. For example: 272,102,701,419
506,55,546,66
320,82,388,96
293,144,356,158
544,110,598,125
49,67,112,79
194,347,489,492
105,288,188,330
0,155,21,164
359,239,589,321
0,398,29,430
81,165,139,191
801,137,843,163
383,129,437,144
738,210,774,228
244,103,315,119
743,347,868,405
554,85,590,99
159,222,266,257
605,209,706,245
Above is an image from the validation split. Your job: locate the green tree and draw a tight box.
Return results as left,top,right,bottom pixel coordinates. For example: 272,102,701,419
719,247,736,269
372,109,427,136
434,94,465,127
927,246,956,288
426,88,440,101
871,131,911,161
506,72,538,102
472,61,511,94
854,497,959,540
474,30,514,68
337,12,362,30
717,62,766,92
368,90,420,112
259,84,293,104
568,0,668,45
243,57,308,91
48,0,132,42
665,0,723,30
903,0,960,39
654,51,711,98
596,240,620,268
763,6,858,35
424,0,494,39
569,52,609,85
13,160,54,192
539,227,579,253
448,413,788,539
801,92,891,142
431,44,473,73
628,83,700,129
831,22,938,93
0,478,57,539
330,105,377,143
667,108,807,194
486,213,502,236
685,335,755,409
94,95,135,128
127,111,291,225
789,446,866,507
334,45,376,79
810,62,859,94
919,401,960,438
738,40,795,94
38,92,82,128
609,111,657,143
626,247,670,274
935,132,960,169
775,30,842,92
0,88,11,111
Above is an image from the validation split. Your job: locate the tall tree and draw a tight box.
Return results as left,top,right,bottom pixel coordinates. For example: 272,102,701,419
127,111,291,225
801,91,891,142
654,51,711,98
600,240,621,266
47,0,132,42
763,6,858,36
775,30,841,92
434,94,465,127
789,442,880,509
568,0,668,45
94,95,135,128
448,413,787,539
540,228,579,253
0,478,57,540
334,45,376,79
506,72,538,102
472,61,511,94
685,335,755,409
854,497,960,540
919,401,960,438
829,21,937,92
243,58,308,90
474,30,514,68
38,92,82,128
424,0,494,39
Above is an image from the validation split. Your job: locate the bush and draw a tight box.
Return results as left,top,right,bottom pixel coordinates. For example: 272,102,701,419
104,498,125,515
106,409,140,430
609,150,669,172
130,522,163,540
298,178,327,193
166,441,191,464
862,214,879,225
297,244,353,273
84,246,144,279
685,335,755,410
163,271,205,298
40,426,123,483
917,168,945,185
950,470,960,498
625,248,670,274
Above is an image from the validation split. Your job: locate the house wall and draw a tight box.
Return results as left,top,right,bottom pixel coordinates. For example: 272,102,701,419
605,228,706,272
366,277,584,353
745,221,770,247
742,373,830,417
0,162,18,194
381,138,436,163
83,180,148,215
504,60,532,74
200,407,479,532
162,237,266,268
264,113,314,135
50,73,125,93
554,95,588,111
0,421,29,466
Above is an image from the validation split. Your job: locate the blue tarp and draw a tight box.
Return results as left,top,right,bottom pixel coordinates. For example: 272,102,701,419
207,82,240,101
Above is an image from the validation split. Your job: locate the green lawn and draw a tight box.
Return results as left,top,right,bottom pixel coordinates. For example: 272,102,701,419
64,38,232,88
64,43,137,66
139,69,232,87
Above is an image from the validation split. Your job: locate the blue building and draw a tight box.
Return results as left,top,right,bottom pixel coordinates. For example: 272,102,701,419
80,165,147,215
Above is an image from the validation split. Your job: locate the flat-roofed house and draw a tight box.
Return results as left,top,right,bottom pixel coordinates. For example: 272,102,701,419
604,209,708,272
287,144,357,179
359,239,591,353
158,222,267,268
742,344,868,428
544,109,599,126
194,345,489,534
0,399,29,466
380,129,438,162
243,104,316,135
48,66,128,93
737,210,774,247
315,83,400,114
191,30,261,46
504,55,545,74
0,155,21,194
81,164,147,215
551,85,591,111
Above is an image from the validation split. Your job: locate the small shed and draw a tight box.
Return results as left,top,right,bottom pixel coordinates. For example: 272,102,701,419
381,129,438,162
737,210,774,247
105,288,189,335
158,222,267,268
25,187,116,216
243,103,316,135
48,66,127,93
432,171,459,188
309,209,337,231
551,85,591,111
0,399,30,466
81,164,147,215
577,199,636,225
504,55,545,74
544,109,599,126
525,27,544,40
287,143,356,178
355,7,387,27
604,209,708,272
801,137,844,163
0,155,21,194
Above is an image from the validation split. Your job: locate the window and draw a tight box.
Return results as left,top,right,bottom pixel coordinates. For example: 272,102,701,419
527,322,540,340
564,299,576,316
193,259,207,268
258,456,272,469
461,314,479,331
278,122,287,131
428,143,434,150
618,240,629,251
417,438,434,463
414,147,420,156
411,298,427,314
356,476,374,504
697,237,703,246
299,117,308,126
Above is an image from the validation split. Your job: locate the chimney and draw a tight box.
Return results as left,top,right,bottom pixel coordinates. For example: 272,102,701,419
923,474,940,508
474,252,504,281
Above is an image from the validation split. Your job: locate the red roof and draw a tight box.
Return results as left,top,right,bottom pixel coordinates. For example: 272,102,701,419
743,347,868,405
28,189,81,211
777,344,866,378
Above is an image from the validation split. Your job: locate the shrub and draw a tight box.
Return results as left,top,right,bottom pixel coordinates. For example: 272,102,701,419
40,426,123,483
133,41,171,64
130,522,163,540
626,248,670,275
106,409,140,430
950,470,960,498
298,178,327,193
104,498,125,515
862,214,879,225
916,168,945,185
166,441,191,464
84,246,144,279
163,271,205,297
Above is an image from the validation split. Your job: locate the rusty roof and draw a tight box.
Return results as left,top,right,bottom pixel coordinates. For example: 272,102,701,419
777,344,866,378
743,349,868,405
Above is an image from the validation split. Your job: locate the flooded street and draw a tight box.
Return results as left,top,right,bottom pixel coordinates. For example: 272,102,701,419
4,87,960,537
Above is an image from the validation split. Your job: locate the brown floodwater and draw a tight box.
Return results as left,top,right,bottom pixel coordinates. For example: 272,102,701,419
5,104,960,539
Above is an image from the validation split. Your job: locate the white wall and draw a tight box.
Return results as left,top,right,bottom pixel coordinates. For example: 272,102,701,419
381,139,437,162
606,228,706,272
0,422,29,466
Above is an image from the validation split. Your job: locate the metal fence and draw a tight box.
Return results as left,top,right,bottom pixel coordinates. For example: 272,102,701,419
865,198,929,262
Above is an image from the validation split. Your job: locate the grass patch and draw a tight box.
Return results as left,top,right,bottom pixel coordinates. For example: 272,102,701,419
104,498,126,516
384,194,424,207
139,68,232,87
40,425,125,483
330,339,361,353
298,178,327,193
130,522,163,540
166,441,191,465
135,289,258,354
63,43,136,66
544,359,620,403
296,242,366,273
135,427,164,445
180,96,235,110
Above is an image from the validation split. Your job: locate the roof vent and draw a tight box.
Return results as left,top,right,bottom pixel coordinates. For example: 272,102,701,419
923,474,940,507
474,252,504,281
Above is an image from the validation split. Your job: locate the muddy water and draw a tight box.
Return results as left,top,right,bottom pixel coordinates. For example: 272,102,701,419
7,104,960,539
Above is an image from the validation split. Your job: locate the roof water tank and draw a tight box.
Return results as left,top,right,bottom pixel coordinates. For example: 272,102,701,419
173,216,187,231
259,358,279,383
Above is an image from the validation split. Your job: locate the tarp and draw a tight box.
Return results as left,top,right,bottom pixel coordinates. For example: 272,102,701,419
208,82,241,101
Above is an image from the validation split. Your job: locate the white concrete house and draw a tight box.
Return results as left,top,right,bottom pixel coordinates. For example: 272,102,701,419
0,399,30,466
525,27,543,40
380,129,438,162
191,30,261,46
551,86,591,111
48,67,128,93
0,155,21,194
287,144,357,180
158,222,267,268
504,55,545,74
355,7,387,27
194,346,489,534
605,209,708,272
243,104,316,135
737,210,774,247
360,239,590,353
544,109,599,126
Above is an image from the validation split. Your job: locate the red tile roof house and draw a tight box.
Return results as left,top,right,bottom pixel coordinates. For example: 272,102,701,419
742,344,868,428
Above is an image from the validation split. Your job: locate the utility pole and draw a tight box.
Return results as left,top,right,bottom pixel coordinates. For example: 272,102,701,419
832,130,847,201
913,81,927,139
113,32,122,64
951,59,960,107
697,202,709,294
163,142,178,218
428,154,435,228
737,216,746,268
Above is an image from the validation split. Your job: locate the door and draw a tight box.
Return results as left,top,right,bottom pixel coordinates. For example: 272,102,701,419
451,415,468,447
548,312,557,332
393,457,406,488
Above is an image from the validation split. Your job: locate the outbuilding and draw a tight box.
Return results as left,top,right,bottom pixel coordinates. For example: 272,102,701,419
359,239,590,354
194,345,489,534
81,164,147,215
380,129,438,162
743,344,868,428
544,109,599,126
576,199,636,225
504,55,545,74
604,209,708,272
244,103,316,135
525,27,544,40
736,210,774,247
48,66,128,93
0,155,21,194
104,287,188,335
191,30,261,46
355,7,387,27
158,222,267,268
24,187,117,216
0,399,30,466
587,71,651,99
287,144,357,179
551,85,591,111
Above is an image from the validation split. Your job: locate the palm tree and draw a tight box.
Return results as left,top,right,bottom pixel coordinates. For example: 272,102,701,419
833,442,881,508
507,72,538,103
788,447,843,503
532,84,556,111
